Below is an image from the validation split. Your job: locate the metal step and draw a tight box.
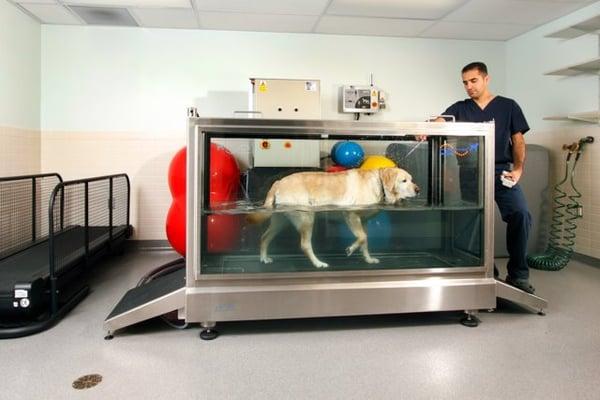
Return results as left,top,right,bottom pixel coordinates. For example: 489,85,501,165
104,268,185,334
495,280,548,314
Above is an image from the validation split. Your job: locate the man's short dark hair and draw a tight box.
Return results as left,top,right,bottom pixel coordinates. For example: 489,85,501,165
462,62,488,76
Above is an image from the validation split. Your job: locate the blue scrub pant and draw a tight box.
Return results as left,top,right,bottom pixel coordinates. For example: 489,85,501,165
460,166,532,281
494,168,532,281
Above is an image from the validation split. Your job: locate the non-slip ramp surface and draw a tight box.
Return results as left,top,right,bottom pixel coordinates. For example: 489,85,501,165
106,267,185,321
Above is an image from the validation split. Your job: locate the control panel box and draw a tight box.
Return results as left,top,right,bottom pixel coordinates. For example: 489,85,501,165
340,85,384,113
250,78,321,167
250,78,321,119
252,138,321,167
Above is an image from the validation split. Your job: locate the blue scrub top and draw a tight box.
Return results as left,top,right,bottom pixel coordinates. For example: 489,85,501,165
442,96,530,166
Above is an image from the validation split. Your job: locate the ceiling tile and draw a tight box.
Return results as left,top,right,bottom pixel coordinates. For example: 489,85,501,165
195,0,329,15
315,16,434,37
64,0,191,7
16,0,57,3
421,20,533,40
13,0,597,38
19,3,81,24
443,0,584,25
198,11,318,32
510,0,594,3
326,0,468,19
130,7,198,28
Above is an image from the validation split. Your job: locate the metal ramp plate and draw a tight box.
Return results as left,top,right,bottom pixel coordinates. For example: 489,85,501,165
104,268,185,333
496,280,548,314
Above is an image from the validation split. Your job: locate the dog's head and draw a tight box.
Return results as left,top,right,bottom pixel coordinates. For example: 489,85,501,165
379,167,420,204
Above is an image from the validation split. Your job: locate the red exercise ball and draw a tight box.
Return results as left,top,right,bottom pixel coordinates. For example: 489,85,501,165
207,143,241,252
210,143,241,207
168,147,187,199
206,214,240,252
165,197,186,256
165,144,241,256
326,165,347,173
166,147,187,256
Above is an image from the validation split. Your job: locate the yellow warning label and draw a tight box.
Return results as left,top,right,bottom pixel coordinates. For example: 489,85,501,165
259,81,267,93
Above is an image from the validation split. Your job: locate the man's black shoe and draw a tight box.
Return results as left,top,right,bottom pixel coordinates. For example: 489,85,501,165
505,276,535,294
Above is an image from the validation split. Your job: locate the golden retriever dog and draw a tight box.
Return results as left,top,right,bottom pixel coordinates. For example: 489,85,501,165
248,167,420,268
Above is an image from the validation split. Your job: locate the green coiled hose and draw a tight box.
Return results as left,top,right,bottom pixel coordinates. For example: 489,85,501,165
527,136,594,271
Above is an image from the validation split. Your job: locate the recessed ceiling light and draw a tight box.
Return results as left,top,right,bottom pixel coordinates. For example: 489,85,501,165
65,0,191,7
69,6,138,26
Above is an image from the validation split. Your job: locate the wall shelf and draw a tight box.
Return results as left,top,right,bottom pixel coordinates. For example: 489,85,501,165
543,15,600,124
545,15,600,39
543,111,600,124
544,57,600,76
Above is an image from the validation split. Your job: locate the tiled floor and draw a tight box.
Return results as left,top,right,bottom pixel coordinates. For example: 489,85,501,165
1,249,599,399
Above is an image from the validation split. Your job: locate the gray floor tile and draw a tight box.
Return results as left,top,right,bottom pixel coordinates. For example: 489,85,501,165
1,249,599,400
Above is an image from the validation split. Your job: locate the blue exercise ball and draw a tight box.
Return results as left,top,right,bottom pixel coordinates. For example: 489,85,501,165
330,142,342,164
333,141,364,168
338,211,391,251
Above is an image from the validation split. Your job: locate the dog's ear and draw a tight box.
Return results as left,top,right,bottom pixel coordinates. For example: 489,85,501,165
379,168,398,203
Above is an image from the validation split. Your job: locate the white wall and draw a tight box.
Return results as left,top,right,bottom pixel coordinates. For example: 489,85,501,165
41,27,505,133
506,1,600,258
41,26,505,239
0,0,40,129
16,1,600,257
0,0,40,176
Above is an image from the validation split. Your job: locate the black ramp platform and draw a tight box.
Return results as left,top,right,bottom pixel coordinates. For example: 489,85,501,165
104,267,186,334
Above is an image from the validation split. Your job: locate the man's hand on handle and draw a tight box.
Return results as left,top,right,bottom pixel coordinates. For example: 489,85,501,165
417,117,446,141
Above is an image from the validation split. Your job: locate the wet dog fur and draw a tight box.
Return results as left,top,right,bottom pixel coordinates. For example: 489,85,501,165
247,167,419,268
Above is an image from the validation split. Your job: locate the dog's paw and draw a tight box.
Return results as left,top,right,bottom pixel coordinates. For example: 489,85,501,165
315,261,329,268
260,256,273,264
365,257,380,264
345,246,356,256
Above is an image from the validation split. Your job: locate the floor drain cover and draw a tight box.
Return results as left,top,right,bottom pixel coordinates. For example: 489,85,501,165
72,374,102,390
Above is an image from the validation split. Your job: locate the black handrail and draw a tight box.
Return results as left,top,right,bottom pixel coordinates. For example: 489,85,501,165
0,173,63,259
109,177,114,243
51,173,129,186
0,172,63,183
125,174,131,229
84,181,90,262
31,178,36,241
48,173,131,317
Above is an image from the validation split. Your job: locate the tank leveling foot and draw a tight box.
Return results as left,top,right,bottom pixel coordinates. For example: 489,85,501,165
460,311,480,328
104,332,114,340
199,321,218,341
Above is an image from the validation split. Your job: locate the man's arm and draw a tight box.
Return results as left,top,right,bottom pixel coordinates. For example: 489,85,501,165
506,132,526,183
416,117,445,141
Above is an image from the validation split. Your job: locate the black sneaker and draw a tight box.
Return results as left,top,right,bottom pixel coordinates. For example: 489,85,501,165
505,276,535,294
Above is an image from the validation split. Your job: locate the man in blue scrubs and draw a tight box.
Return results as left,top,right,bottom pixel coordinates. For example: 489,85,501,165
439,61,534,294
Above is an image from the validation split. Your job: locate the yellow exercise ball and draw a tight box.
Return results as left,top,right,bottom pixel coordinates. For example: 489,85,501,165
360,155,397,170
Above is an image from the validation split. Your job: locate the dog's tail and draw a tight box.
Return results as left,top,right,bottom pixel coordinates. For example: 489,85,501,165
246,182,278,224
245,212,272,224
